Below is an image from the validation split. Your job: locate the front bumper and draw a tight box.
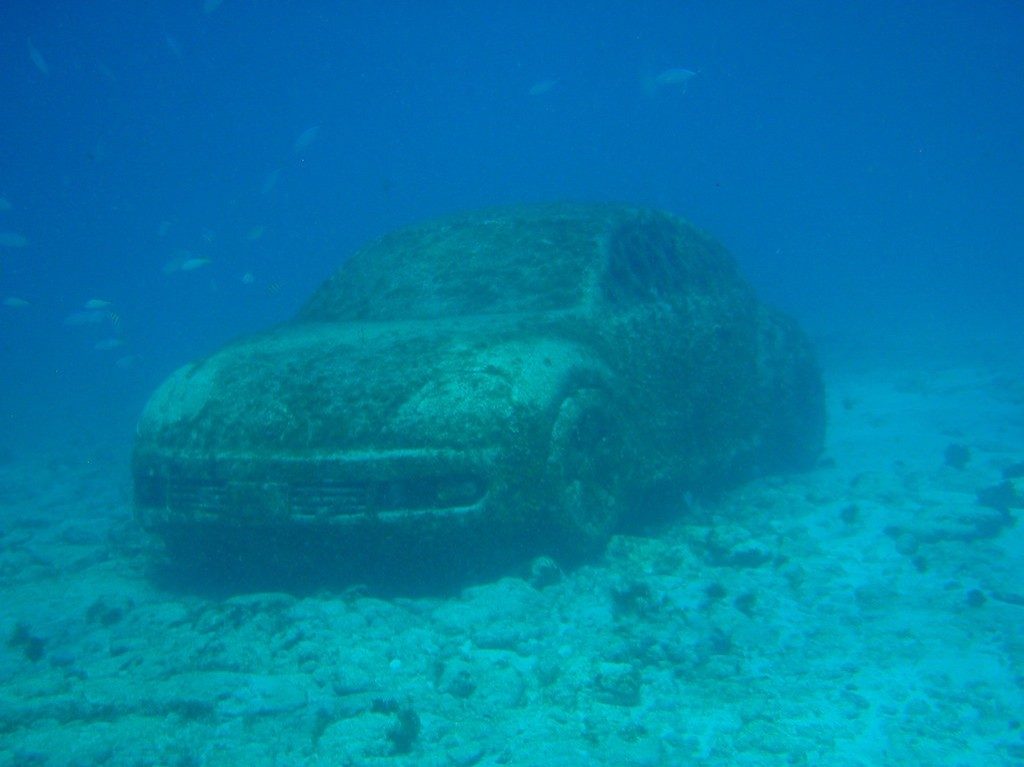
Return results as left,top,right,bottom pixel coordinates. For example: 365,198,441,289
133,447,496,529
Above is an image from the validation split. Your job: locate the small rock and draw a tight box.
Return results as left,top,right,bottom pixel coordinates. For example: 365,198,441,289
965,589,986,608
7,622,45,662
220,674,310,717
386,702,420,755
527,556,562,589
894,531,919,556
1002,461,1024,480
440,665,476,699
977,481,1022,512
734,591,757,616
611,580,659,617
594,661,642,706
943,443,971,470
86,594,134,626
447,743,485,767
704,582,727,602
991,591,1024,607
703,529,773,568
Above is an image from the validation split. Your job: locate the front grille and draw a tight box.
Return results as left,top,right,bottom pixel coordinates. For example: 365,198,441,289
289,479,373,518
166,478,230,516
136,460,488,525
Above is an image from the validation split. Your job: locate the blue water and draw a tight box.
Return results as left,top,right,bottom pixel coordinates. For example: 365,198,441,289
2,1,1021,447
1,4,1023,764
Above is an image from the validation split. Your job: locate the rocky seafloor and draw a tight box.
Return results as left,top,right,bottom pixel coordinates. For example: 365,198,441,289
1,353,1022,766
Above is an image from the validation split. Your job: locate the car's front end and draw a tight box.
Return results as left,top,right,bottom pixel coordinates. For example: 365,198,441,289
132,315,617,580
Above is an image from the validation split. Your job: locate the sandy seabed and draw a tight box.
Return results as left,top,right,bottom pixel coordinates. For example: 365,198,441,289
1,345,1022,766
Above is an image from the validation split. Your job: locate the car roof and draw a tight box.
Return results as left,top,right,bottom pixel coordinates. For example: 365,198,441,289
297,203,734,322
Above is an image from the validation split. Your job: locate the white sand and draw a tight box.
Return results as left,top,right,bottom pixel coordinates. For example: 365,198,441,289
0,346,1021,766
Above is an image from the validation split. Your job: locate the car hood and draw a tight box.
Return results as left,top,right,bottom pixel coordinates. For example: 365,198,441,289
135,315,607,457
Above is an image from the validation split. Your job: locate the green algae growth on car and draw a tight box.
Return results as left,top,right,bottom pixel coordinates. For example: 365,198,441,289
132,203,825,583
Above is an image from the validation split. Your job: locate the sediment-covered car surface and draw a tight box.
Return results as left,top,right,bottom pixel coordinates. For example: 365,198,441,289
132,203,825,574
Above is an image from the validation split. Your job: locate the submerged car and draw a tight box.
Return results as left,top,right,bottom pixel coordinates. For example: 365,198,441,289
133,203,824,577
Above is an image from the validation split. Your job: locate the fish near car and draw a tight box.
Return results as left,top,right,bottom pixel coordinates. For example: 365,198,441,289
180,257,211,271
644,67,698,95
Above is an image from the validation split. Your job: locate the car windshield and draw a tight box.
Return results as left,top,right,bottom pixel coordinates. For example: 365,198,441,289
298,207,604,321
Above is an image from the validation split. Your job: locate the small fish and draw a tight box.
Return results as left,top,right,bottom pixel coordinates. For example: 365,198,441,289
527,79,559,97
3,297,29,308
89,140,106,165
115,354,138,370
27,39,49,76
162,249,197,273
654,67,697,86
261,169,280,195
645,67,697,95
165,35,182,59
246,225,265,241
0,231,28,248
293,125,320,153
180,257,211,271
64,309,107,326
241,271,255,285
94,338,124,351
203,0,223,13
96,62,117,83
157,220,171,237
84,298,111,310
0,197,11,211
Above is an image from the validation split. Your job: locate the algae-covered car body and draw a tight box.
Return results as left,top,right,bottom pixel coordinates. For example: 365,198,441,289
133,204,824,571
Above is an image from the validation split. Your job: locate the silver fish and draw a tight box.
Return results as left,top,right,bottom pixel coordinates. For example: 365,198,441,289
0,231,28,248
527,79,559,97
293,125,320,153
180,257,211,271
95,338,124,351
645,67,697,96
28,39,48,76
